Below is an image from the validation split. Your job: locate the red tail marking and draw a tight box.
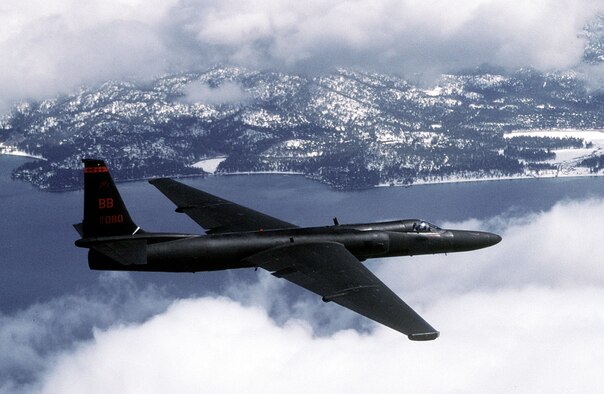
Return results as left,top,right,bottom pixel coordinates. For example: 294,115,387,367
84,166,109,174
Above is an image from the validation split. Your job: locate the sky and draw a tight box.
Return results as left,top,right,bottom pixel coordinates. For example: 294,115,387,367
2,197,604,393
1,0,604,111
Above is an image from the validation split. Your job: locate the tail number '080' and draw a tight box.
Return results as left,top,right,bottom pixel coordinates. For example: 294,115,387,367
100,214,124,225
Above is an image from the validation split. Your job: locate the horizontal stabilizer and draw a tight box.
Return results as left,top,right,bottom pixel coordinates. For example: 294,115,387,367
73,223,84,237
91,240,147,265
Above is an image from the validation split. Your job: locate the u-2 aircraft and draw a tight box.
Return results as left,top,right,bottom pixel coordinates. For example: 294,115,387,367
75,159,501,340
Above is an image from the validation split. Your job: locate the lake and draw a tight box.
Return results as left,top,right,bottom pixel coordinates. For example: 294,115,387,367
2,155,604,312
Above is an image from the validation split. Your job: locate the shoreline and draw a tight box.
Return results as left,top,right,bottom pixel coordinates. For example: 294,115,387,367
205,169,604,189
377,171,604,188
2,153,603,192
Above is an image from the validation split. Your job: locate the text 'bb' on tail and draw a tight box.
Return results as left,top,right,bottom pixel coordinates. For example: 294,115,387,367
80,159,140,238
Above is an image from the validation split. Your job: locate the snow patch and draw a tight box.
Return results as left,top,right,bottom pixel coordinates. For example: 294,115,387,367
504,129,604,165
191,157,227,174
0,143,45,160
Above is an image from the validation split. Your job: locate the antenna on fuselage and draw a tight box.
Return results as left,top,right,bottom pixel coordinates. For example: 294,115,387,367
333,217,340,226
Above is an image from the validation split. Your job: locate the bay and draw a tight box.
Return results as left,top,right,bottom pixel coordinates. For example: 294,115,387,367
2,155,604,312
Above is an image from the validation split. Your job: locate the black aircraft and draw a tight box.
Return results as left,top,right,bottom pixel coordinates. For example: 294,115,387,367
74,159,501,341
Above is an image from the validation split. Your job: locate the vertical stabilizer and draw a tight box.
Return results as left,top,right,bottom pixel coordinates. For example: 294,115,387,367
81,159,140,238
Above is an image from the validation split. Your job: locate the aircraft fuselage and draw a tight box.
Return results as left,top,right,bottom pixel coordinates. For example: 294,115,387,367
79,219,501,272
74,159,503,340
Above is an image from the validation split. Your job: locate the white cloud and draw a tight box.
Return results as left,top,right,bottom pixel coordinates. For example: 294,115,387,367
2,198,604,393
1,0,603,112
181,81,250,105
181,0,603,73
0,0,181,112
375,198,604,305
579,63,604,91
0,272,170,393
30,287,604,394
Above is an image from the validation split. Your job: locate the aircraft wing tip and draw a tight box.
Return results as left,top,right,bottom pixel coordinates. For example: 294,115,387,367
408,331,440,341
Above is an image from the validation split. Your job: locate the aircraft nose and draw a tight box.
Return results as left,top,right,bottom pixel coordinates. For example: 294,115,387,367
488,233,502,246
450,230,502,251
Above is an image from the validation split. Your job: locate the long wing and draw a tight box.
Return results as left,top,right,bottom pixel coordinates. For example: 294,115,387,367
149,178,297,234
245,241,439,340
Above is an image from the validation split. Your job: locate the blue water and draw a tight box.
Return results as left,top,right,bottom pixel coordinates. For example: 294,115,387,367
2,155,604,312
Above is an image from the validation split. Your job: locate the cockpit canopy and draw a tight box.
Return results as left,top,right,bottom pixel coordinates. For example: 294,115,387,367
410,220,443,233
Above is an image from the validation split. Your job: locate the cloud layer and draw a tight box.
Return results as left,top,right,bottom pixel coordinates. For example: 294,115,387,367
32,288,604,394
377,198,604,304
180,81,250,105
0,273,171,393
2,198,604,393
1,0,603,111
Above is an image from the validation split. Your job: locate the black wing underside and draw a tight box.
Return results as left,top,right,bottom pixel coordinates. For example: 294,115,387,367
149,178,296,234
245,241,439,340
150,178,437,339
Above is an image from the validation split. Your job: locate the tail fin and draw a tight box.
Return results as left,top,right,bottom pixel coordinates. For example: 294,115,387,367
79,159,140,238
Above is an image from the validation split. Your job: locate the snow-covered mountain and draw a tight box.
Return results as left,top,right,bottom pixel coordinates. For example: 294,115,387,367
1,16,604,190
1,65,603,190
